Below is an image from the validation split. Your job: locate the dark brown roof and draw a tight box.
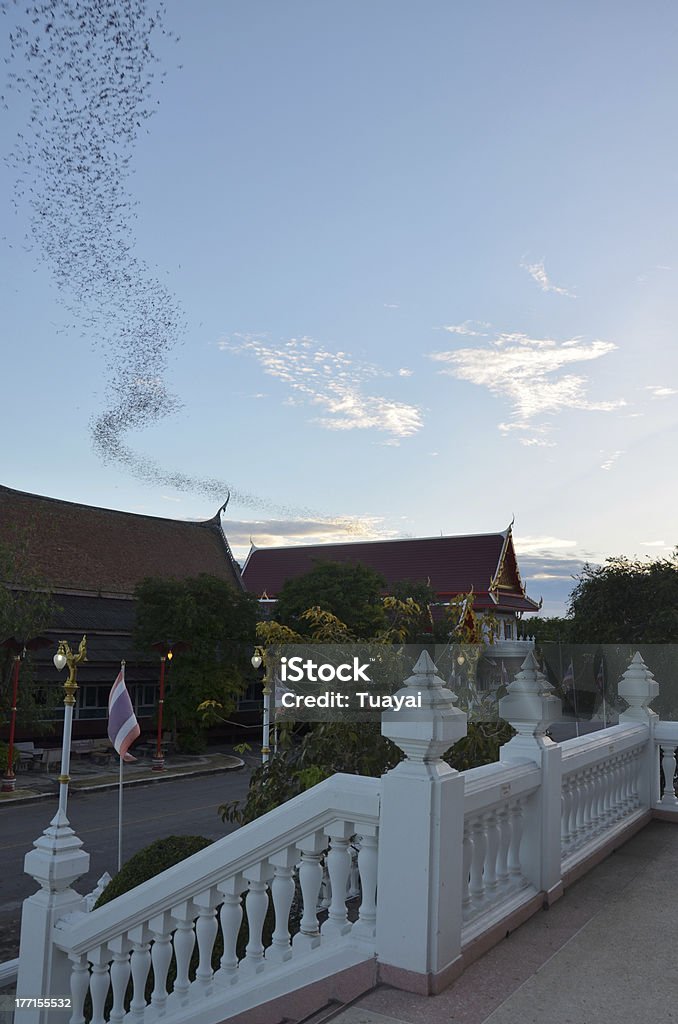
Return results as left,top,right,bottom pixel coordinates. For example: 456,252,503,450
242,529,540,613
0,484,242,595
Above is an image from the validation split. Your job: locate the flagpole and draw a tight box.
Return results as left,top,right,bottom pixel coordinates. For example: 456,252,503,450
117,753,123,873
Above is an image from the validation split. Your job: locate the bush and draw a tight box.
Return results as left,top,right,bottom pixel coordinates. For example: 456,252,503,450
94,835,212,908
0,741,20,773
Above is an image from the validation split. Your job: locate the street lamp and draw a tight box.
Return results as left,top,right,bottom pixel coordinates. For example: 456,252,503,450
1,635,50,792
251,646,271,765
149,641,189,771
52,636,87,819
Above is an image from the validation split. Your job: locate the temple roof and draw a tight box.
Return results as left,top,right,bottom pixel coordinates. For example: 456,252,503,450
242,527,540,613
0,484,242,596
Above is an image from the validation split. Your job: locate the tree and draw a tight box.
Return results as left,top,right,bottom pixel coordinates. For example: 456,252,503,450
275,561,387,638
0,530,58,732
134,575,258,752
567,552,678,643
221,588,511,825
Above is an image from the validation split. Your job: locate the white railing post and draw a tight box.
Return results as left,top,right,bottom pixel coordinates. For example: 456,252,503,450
376,651,467,992
618,652,659,810
499,652,563,902
15,809,90,1024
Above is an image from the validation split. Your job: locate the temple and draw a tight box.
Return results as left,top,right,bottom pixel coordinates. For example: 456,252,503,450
241,522,540,639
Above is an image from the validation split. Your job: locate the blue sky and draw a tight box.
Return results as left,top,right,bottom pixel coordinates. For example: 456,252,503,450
2,0,678,616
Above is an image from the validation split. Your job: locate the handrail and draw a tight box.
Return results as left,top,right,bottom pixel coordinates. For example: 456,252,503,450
54,773,380,956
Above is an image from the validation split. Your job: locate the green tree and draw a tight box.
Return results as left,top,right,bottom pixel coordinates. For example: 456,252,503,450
0,531,58,732
566,552,678,643
134,574,258,752
275,561,387,638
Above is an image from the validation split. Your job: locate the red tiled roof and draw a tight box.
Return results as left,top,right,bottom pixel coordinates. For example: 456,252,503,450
242,531,540,613
0,484,242,595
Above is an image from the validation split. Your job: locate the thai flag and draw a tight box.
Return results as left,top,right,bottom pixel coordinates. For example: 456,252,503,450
108,665,140,762
595,660,605,695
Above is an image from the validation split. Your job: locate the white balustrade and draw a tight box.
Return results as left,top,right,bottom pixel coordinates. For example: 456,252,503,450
47,775,381,1024
18,651,678,1024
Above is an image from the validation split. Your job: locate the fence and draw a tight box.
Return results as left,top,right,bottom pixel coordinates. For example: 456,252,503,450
12,650,678,1023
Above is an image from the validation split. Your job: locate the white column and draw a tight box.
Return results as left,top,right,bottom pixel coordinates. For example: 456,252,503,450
377,651,467,983
16,810,90,1024
499,652,563,900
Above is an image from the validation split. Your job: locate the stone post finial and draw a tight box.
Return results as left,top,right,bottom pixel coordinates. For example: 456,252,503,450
381,649,467,764
618,651,659,723
499,650,561,760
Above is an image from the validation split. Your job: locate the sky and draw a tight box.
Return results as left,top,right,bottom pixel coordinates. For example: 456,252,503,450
2,0,678,617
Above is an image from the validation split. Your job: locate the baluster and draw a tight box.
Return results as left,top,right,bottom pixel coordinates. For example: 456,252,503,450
612,755,624,819
483,810,500,895
68,953,89,1024
347,843,361,899
240,863,272,972
496,806,511,886
215,878,244,983
568,774,580,843
572,771,586,840
351,827,378,940
194,887,220,992
660,745,678,806
588,765,601,833
317,860,332,910
606,761,614,823
293,832,325,951
88,948,109,1024
621,752,632,813
107,937,131,1024
462,823,473,916
507,800,524,879
323,823,353,938
171,901,196,1001
561,778,572,850
581,769,593,839
148,911,173,1012
127,924,151,1022
630,745,643,806
469,815,487,904
267,849,297,963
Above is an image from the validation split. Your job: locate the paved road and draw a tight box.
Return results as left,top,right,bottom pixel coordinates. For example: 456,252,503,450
0,769,251,961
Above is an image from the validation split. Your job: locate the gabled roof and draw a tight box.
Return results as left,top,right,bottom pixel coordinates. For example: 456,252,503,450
0,484,243,596
242,526,540,613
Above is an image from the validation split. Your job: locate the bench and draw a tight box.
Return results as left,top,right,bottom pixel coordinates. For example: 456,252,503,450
38,748,62,773
15,742,44,771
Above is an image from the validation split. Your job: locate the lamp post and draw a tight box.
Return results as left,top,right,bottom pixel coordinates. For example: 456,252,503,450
1,635,50,792
251,646,271,765
1,643,22,792
52,635,87,819
150,640,188,771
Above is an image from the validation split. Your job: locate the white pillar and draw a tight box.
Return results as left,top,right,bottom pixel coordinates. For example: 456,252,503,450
618,652,660,810
16,809,90,1024
376,651,467,992
499,652,563,901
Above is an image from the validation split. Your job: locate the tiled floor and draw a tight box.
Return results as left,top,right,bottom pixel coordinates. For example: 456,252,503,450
332,821,678,1024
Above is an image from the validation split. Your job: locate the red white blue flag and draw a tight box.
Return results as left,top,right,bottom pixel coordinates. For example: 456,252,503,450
108,664,140,762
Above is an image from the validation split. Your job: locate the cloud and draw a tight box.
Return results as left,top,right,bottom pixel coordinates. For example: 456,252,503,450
640,540,667,547
226,516,398,561
513,536,578,557
398,368,413,377
220,334,423,440
600,450,624,470
646,385,678,398
430,332,623,435
439,321,490,337
521,259,576,297
383,303,400,309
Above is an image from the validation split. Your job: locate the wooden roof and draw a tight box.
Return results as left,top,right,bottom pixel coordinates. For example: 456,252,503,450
0,484,243,596
242,527,540,614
